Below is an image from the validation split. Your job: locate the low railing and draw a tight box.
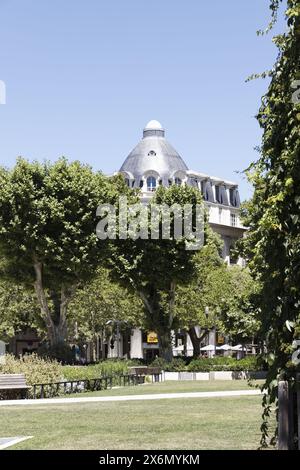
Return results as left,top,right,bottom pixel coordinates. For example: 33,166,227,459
31,373,157,399
32,376,113,399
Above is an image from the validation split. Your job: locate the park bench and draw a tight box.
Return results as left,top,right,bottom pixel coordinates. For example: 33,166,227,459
0,373,30,399
128,366,162,383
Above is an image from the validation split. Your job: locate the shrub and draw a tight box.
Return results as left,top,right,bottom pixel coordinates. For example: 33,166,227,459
187,359,211,372
149,357,168,370
187,356,261,372
230,356,262,371
62,359,139,382
164,358,187,372
0,354,62,398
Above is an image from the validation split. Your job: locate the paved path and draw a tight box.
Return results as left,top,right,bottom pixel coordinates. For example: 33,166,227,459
0,389,262,407
0,436,33,449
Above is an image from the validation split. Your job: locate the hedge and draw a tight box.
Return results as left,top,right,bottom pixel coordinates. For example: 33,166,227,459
62,359,140,382
187,356,262,372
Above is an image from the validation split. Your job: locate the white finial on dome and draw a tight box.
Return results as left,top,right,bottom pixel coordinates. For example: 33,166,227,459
145,120,163,130
143,120,165,138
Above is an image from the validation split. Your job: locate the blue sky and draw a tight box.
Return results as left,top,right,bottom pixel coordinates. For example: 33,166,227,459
0,0,287,199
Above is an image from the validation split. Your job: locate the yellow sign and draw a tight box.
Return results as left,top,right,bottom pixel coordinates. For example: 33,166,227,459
217,334,225,345
147,331,158,344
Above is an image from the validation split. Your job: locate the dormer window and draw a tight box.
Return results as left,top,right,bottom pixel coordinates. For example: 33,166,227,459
203,181,214,202
200,181,205,195
148,150,156,157
215,185,229,205
229,188,241,208
174,177,182,186
215,185,220,203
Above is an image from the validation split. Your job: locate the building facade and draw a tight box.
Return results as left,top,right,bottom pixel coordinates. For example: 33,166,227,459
106,120,246,360
119,120,244,266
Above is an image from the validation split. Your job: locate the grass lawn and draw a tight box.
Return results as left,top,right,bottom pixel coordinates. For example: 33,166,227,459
64,378,263,398
0,381,271,450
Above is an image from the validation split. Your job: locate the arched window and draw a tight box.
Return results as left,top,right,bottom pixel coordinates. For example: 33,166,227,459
125,178,130,187
174,177,182,186
147,176,156,192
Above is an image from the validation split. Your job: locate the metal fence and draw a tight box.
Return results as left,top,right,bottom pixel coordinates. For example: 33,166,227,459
31,372,162,399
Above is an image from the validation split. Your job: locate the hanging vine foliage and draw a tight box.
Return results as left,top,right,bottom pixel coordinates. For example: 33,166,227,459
241,0,300,447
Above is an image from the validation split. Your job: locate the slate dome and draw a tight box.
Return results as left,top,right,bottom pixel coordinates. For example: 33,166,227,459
119,120,188,182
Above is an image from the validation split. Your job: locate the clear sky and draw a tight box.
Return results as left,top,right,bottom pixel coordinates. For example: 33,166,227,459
0,0,287,199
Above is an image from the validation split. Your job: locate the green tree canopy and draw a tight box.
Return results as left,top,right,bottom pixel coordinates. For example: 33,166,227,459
0,157,133,354
105,184,205,361
218,267,260,345
0,279,41,342
68,267,144,346
174,228,227,356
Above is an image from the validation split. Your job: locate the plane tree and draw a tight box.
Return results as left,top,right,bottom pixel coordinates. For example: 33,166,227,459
0,157,133,358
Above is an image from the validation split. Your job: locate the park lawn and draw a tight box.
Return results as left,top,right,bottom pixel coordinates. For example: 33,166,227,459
1,396,265,450
64,379,263,398
0,381,272,450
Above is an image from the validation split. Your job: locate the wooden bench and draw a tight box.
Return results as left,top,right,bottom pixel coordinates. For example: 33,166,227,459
128,366,162,383
0,374,30,399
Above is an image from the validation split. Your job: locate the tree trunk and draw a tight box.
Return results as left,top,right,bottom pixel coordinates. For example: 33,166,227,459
33,260,57,346
183,330,188,356
188,327,208,358
138,286,175,363
158,281,176,362
157,330,173,362
57,287,69,343
101,330,106,359
33,258,74,348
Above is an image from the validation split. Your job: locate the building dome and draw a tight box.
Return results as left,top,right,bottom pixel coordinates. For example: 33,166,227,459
119,121,188,185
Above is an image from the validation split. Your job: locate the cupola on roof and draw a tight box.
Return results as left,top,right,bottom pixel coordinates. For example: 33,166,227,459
120,120,188,179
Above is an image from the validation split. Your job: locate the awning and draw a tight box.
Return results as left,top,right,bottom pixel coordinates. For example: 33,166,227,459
219,344,232,351
200,344,221,351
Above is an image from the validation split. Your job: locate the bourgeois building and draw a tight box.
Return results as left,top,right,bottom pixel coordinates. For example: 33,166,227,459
119,120,244,265
111,120,246,360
